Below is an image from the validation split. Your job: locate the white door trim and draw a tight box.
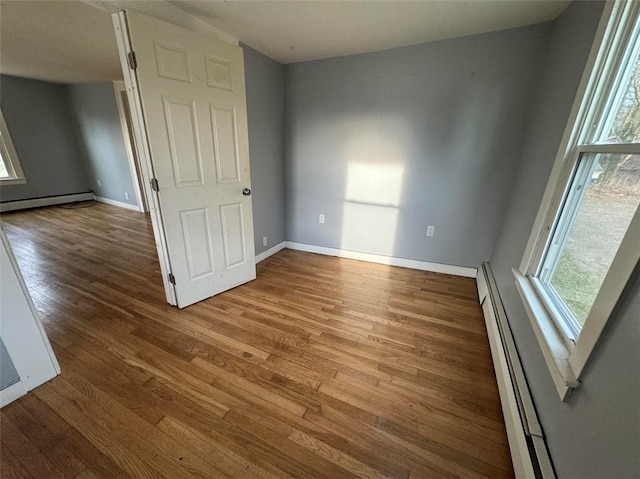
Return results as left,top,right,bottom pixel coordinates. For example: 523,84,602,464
0,380,27,408
113,81,148,213
0,228,60,404
112,11,177,306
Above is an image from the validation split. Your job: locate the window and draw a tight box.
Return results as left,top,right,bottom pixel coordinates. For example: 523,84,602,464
0,109,26,185
515,1,640,400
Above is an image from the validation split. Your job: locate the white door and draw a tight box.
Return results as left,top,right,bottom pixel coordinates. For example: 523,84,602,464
121,11,256,308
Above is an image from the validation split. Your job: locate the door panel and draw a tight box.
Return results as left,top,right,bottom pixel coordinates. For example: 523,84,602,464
220,202,246,268
125,11,255,308
155,42,191,82
180,208,216,280
164,98,204,186
212,107,240,183
205,56,233,90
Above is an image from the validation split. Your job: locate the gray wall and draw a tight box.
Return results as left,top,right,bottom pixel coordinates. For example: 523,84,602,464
243,45,286,255
0,337,19,390
67,82,138,207
283,25,550,267
490,2,640,477
0,75,91,202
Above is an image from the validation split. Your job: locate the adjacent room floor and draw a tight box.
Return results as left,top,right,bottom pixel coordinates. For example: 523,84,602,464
0,203,513,478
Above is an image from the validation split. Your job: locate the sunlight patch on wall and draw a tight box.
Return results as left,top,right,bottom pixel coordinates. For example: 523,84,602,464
345,162,404,207
341,161,404,256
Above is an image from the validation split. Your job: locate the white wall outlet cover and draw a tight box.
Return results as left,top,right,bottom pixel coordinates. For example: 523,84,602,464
319,214,325,224
97,180,102,187
124,192,130,200
263,236,268,247
426,225,435,237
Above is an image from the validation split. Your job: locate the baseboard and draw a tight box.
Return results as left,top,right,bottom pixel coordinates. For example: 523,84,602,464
255,241,286,263
0,380,27,408
284,241,477,278
96,196,142,212
478,263,556,478
0,192,95,212
481,290,535,478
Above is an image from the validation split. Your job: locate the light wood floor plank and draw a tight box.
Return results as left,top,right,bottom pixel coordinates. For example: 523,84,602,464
1,203,513,478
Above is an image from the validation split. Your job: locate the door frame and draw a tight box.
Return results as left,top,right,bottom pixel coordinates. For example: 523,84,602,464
113,80,148,213
112,10,177,306
0,228,60,407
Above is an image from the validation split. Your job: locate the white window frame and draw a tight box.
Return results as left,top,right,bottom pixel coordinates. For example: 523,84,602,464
515,0,640,401
0,109,26,185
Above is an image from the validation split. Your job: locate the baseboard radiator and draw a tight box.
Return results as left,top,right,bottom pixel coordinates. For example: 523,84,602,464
0,192,95,212
477,262,556,479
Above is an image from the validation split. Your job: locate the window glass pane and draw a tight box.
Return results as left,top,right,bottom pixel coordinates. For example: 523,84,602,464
544,153,640,326
0,151,9,178
601,51,640,144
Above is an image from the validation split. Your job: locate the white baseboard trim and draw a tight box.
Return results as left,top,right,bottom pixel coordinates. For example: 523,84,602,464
0,380,27,408
96,196,142,212
255,241,286,263
285,241,477,278
0,192,95,212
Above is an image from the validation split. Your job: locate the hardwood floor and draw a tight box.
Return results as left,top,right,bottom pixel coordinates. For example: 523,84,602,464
0,203,513,478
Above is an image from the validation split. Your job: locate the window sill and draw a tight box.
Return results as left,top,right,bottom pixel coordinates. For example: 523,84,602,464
512,268,580,401
0,177,27,186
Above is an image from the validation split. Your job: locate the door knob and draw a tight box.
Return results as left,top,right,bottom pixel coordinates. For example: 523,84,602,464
242,188,252,196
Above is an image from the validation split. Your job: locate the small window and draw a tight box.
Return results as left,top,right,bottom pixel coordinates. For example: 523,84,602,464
0,109,26,185
536,152,639,340
516,1,640,400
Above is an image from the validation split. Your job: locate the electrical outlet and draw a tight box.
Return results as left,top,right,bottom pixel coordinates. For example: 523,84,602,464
426,225,435,237
124,192,130,200
263,236,268,247
97,180,102,187
319,214,325,224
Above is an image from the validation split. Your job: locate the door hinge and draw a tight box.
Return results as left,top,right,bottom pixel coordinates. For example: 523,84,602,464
127,51,137,70
168,273,176,285
150,178,159,192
